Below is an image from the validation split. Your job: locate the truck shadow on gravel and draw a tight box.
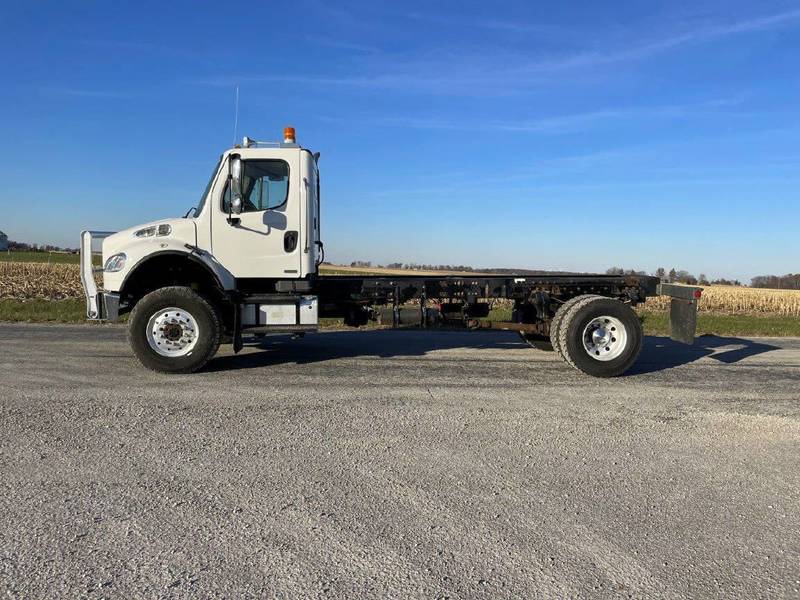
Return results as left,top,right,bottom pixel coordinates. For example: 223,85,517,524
629,335,780,375
204,330,525,372
204,330,780,374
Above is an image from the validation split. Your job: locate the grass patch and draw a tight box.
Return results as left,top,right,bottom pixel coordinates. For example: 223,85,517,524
488,307,513,321
638,309,800,337
0,251,83,264
0,298,87,322
0,250,102,267
0,299,131,323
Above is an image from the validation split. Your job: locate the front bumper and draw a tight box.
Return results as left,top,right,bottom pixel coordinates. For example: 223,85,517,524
79,230,118,321
94,292,121,321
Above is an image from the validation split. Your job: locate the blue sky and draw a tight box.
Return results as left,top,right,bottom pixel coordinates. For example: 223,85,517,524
1,1,798,281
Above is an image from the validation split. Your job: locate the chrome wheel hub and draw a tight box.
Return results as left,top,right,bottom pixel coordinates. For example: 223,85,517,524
145,307,200,358
582,316,627,361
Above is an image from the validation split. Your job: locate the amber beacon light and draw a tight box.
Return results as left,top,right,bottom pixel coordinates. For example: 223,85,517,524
283,127,296,143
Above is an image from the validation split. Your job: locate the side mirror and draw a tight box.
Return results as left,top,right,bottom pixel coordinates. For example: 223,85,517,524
229,155,243,215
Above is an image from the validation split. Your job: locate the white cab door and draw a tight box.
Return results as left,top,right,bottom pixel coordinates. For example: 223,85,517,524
211,152,302,279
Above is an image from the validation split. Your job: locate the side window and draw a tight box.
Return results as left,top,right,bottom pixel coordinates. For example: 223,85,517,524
222,160,289,213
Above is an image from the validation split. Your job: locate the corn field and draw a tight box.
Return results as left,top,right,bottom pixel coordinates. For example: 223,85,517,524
1,261,799,316
0,262,85,300
642,285,800,316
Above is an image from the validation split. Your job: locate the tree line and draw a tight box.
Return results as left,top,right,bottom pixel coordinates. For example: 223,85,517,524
5,240,78,253
750,274,800,290
607,266,800,288
605,267,742,286
352,261,478,272
350,259,797,288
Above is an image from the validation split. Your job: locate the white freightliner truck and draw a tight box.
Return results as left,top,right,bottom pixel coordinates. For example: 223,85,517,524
80,127,701,377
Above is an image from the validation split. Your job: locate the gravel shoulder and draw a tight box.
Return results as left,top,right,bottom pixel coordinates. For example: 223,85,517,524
1,324,798,598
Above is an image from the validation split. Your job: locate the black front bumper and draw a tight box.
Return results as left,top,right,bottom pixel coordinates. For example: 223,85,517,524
94,292,121,322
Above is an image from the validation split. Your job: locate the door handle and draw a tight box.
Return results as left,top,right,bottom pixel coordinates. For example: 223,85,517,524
284,231,298,253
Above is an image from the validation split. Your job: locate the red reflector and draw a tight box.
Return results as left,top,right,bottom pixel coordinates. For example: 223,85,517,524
693,289,702,299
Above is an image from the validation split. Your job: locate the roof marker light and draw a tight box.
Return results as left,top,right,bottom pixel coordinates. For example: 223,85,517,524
284,127,296,144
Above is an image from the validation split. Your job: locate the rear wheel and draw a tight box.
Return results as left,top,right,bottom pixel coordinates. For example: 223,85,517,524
549,294,601,357
128,286,221,373
557,296,642,377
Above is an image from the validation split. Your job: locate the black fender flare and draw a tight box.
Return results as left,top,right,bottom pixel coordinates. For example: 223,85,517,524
119,250,226,298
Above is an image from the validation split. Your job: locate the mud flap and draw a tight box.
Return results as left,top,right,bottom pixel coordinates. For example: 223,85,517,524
233,302,243,353
657,284,701,345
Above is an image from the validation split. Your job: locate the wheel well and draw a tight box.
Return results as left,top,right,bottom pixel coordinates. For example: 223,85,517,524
120,253,227,315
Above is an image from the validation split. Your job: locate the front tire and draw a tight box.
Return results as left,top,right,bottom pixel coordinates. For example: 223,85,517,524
558,296,642,377
128,286,221,374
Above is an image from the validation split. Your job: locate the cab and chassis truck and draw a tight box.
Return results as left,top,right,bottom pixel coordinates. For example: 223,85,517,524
80,128,701,378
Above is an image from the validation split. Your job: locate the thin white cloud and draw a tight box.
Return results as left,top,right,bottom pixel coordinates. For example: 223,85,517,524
187,8,800,94
328,97,745,134
79,39,227,62
304,35,382,54
370,125,800,198
81,40,162,52
518,8,800,73
40,87,135,99
479,20,572,36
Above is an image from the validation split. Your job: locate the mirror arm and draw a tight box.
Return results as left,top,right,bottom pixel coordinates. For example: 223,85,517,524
226,154,243,224
226,173,239,225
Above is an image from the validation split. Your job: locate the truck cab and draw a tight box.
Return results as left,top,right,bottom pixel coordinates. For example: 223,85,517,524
99,129,320,299
81,129,324,372
201,137,321,280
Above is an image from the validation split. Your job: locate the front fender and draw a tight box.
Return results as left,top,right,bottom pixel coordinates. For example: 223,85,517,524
102,219,198,292
115,248,236,297
184,246,236,291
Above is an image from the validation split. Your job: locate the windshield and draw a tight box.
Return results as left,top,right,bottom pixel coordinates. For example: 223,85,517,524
194,155,223,216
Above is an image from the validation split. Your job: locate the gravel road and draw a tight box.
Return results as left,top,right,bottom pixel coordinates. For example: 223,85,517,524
1,323,798,599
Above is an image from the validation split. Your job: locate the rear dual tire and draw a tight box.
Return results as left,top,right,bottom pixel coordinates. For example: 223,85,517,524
518,295,601,354
550,295,602,358
552,295,643,377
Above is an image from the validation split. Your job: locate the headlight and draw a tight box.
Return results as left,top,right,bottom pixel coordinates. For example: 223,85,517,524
134,224,171,238
104,253,127,272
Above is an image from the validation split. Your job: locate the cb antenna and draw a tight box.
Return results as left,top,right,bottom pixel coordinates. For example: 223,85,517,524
232,84,240,146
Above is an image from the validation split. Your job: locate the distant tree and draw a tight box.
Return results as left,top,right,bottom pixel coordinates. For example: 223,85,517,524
606,266,624,275
751,274,800,289
668,268,677,283
674,270,697,285
698,273,709,285
655,267,666,281
7,240,76,253
711,278,741,286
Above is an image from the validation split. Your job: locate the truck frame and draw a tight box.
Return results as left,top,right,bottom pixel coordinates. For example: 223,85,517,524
80,128,700,378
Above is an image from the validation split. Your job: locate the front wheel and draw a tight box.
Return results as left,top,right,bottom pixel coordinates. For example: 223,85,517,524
128,286,222,373
557,296,643,377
